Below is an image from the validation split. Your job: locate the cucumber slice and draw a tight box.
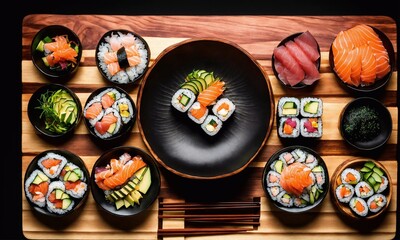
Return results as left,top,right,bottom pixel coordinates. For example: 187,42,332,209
372,167,384,176
360,166,371,173
364,161,375,169
190,79,203,92
180,83,198,96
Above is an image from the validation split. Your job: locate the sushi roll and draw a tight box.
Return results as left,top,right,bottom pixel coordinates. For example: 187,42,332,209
279,151,295,165
304,153,318,169
276,191,294,207
93,107,122,139
212,98,235,121
376,175,389,193
270,159,285,174
277,97,300,117
367,194,387,213
84,99,105,126
98,88,122,108
300,97,323,117
312,167,326,189
278,117,300,138
171,89,196,112
37,152,68,179
266,170,281,187
60,162,88,199
112,97,135,124
340,168,361,185
293,197,307,208
267,186,282,201
46,181,75,214
355,181,374,198
300,117,322,138
187,101,209,124
349,197,368,217
25,169,50,208
291,149,306,163
201,115,223,136
335,183,355,203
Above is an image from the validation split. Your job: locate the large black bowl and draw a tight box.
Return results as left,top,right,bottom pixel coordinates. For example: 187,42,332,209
339,97,392,151
27,83,82,139
23,149,90,218
31,25,82,80
262,145,329,213
90,146,161,217
138,38,274,179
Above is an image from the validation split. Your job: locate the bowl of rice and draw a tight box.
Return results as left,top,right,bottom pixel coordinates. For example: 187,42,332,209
95,29,150,85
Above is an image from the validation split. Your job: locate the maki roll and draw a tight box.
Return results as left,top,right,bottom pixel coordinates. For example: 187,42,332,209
349,197,368,217
355,181,374,198
37,152,68,179
187,101,209,124
93,108,122,139
60,162,88,199
276,191,294,207
112,97,135,124
335,183,355,203
46,181,75,214
25,170,50,208
300,117,322,138
279,151,295,165
278,117,300,138
267,186,282,201
304,153,318,169
84,99,105,126
367,194,387,213
270,159,285,174
212,98,235,121
171,89,196,112
201,115,223,136
98,88,121,108
340,168,361,185
277,97,300,117
300,97,323,117
376,175,388,193
266,171,281,187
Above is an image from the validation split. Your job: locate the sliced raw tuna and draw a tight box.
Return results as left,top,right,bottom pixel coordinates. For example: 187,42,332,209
285,41,320,83
273,45,305,86
294,31,320,62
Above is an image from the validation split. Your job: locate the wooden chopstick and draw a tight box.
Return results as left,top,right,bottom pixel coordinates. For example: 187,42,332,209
159,205,260,211
157,227,252,236
159,214,259,219
159,201,259,207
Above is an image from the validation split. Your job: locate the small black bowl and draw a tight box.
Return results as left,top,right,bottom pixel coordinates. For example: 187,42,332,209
272,32,321,89
329,25,395,96
95,29,151,85
83,86,136,143
262,145,329,213
339,97,392,151
90,146,161,217
31,25,82,80
23,149,90,218
27,83,82,139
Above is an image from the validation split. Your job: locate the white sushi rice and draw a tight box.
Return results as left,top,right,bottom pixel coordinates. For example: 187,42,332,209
276,191,293,207
93,107,122,139
97,32,148,84
292,149,306,163
355,181,374,198
300,117,322,138
349,197,368,216
84,99,105,126
267,186,282,201
278,117,300,138
25,169,49,208
112,97,135,124
367,194,387,213
212,98,235,121
171,89,196,112
279,151,295,165
304,153,318,169
201,115,223,136
277,97,300,117
335,183,355,203
340,168,361,185
187,101,209,124
46,181,75,214
300,97,323,117
66,181,88,199
266,170,281,187
37,152,68,179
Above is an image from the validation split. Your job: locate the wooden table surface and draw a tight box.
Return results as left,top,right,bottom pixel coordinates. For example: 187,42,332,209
22,15,398,239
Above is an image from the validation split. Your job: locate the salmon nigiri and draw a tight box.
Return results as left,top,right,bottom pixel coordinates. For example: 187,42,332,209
197,81,225,107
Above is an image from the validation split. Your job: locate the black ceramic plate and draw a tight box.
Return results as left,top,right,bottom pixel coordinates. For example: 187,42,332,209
271,32,321,89
90,146,161,217
27,83,82,138
23,149,90,217
83,86,136,142
261,145,329,213
329,26,395,95
339,97,392,151
95,29,150,85
138,38,274,179
31,25,82,79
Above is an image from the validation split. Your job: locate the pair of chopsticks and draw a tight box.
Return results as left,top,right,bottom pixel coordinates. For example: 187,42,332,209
158,199,260,237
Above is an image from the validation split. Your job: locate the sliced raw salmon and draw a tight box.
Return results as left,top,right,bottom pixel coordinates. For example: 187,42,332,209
41,158,62,169
101,93,116,109
280,162,313,197
197,81,225,107
94,113,118,135
85,102,103,120
359,44,377,84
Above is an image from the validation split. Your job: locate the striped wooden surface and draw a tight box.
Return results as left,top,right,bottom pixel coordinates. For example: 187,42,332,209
22,15,397,239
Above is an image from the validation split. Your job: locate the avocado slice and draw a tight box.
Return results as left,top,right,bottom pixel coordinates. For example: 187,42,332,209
66,171,80,182
137,168,152,194
107,123,117,134
312,166,323,173
274,161,283,174
125,195,136,206
133,167,148,181
55,189,64,199
283,102,295,109
62,198,72,209
36,40,45,52
115,199,124,210
32,175,44,185
304,101,319,114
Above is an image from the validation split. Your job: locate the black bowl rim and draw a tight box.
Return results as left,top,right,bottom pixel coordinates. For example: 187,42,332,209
261,145,330,213
339,97,392,151
271,31,321,89
90,146,161,217
82,85,137,142
27,83,83,138
95,29,151,85
23,149,91,218
31,25,83,78
137,37,275,179
328,25,395,94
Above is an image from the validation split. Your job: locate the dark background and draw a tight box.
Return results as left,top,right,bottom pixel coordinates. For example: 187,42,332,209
6,1,399,239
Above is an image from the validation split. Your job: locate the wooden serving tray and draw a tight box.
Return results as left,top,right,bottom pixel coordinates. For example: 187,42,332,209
22,15,398,239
